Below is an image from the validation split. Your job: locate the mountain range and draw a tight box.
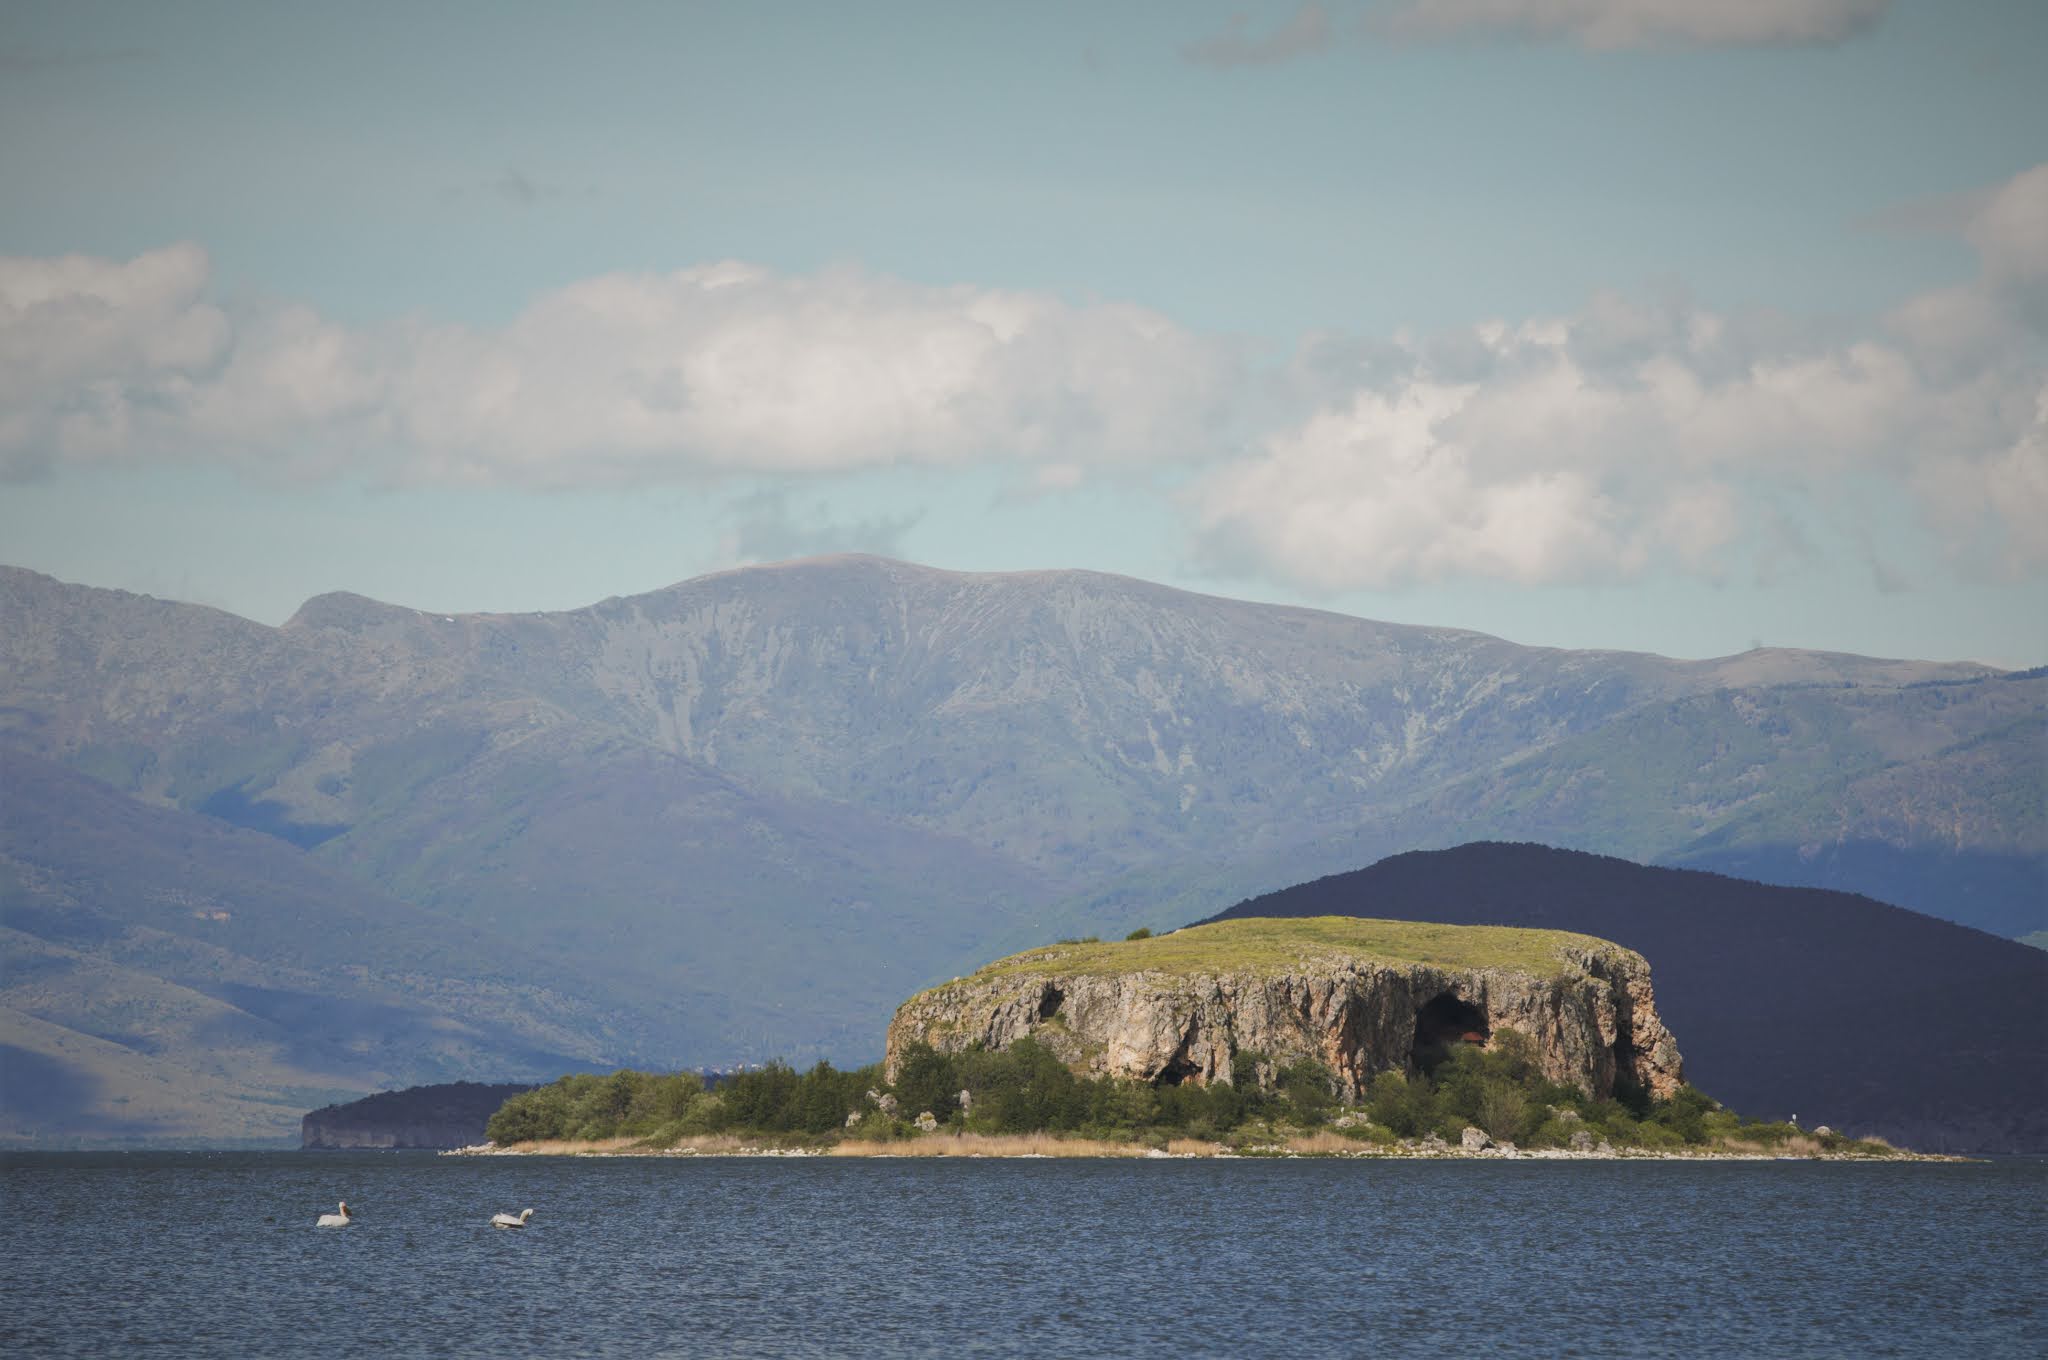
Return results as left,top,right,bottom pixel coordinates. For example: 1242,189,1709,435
1,555,2041,1142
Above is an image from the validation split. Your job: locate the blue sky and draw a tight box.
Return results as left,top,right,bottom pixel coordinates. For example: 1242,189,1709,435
2,0,2044,663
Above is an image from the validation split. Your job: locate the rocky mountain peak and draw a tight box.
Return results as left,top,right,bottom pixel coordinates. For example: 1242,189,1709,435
283,590,436,633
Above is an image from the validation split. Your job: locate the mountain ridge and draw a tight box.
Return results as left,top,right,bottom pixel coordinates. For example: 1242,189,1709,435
2,555,2041,1138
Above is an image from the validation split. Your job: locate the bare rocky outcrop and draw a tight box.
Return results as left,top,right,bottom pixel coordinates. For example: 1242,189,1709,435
885,937,1683,1102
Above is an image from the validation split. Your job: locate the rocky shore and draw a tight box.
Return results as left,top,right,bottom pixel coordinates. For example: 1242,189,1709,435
444,1130,1960,1162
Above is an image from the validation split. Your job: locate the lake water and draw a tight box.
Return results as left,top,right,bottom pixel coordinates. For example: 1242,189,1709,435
2,1152,2042,1358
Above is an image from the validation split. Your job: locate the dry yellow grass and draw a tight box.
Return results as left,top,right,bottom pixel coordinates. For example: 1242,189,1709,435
655,1135,755,1155
1285,1132,1378,1156
499,1136,647,1156
1711,1133,1849,1158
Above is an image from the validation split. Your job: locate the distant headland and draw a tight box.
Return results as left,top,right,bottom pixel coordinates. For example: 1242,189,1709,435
303,1081,537,1149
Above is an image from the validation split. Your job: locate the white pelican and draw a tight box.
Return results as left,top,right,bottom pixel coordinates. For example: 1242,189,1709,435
490,1208,535,1229
316,1200,353,1228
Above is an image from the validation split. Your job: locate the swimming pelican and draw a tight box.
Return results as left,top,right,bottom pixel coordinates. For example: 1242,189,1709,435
316,1200,353,1228
491,1208,535,1229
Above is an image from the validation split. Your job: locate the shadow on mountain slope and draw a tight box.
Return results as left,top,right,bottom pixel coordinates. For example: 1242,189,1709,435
1202,842,2048,1151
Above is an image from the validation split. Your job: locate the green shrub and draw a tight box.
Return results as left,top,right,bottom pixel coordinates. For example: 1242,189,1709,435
1652,1086,1717,1144
1365,1070,1438,1137
1632,1122,1687,1151
1475,1080,1532,1144
484,1033,1775,1156
891,1044,962,1127
1276,1059,1336,1126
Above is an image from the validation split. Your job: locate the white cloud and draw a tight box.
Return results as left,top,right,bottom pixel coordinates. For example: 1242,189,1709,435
1194,380,1634,588
1378,0,1891,49
0,244,230,476
1192,163,2048,587
1916,381,2048,575
0,255,1238,485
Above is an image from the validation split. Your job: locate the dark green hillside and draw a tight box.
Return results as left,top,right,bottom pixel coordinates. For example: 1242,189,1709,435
302,1081,537,1149
1202,843,2048,1151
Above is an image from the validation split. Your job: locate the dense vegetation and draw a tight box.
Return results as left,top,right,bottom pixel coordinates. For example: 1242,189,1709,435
484,1029,1891,1156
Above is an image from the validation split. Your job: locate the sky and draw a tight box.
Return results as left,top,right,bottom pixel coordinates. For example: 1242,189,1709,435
2,0,2044,665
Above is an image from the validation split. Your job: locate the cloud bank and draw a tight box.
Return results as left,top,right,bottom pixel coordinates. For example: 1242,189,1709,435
0,256,1237,484
1194,164,2048,587
3,164,2042,591
1377,0,1891,49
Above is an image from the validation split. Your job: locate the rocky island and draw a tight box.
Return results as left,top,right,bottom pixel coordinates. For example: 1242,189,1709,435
462,917,1927,1160
886,917,1684,1103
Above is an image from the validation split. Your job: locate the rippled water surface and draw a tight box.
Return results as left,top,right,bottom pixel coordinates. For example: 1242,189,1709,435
2,1152,2042,1357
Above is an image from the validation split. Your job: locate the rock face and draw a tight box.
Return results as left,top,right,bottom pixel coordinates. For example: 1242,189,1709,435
885,919,1684,1102
301,1082,537,1150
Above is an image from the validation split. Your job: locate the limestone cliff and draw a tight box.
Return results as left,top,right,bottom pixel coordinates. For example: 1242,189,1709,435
885,917,1683,1101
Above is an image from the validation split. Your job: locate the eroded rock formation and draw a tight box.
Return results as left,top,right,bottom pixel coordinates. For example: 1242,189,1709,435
885,933,1683,1102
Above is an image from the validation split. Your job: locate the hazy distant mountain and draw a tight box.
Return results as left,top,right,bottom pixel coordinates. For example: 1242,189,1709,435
0,750,622,1143
1,555,2041,1116
1203,843,2048,1152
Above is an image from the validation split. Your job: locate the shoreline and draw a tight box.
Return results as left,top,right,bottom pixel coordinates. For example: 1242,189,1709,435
445,1133,1968,1163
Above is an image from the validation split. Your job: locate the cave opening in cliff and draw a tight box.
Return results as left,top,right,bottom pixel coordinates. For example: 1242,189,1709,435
1037,986,1064,1021
1411,994,1489,1076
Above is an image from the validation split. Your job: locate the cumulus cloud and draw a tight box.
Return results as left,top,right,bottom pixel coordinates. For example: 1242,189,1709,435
0,255,1237,485
0,244,232,477
4,163,2043,592
1193,163,2048,587
1376,0,1891,49
1183,5,1336,67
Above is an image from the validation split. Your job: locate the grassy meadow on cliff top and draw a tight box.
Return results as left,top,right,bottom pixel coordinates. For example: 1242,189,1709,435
945,916,1626,986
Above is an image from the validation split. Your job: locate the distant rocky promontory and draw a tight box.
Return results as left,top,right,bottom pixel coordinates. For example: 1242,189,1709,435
302,1081,537,1149
885,917,1684,1103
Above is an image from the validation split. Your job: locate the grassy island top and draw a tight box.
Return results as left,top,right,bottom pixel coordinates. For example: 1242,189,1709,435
957,916,1631,985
